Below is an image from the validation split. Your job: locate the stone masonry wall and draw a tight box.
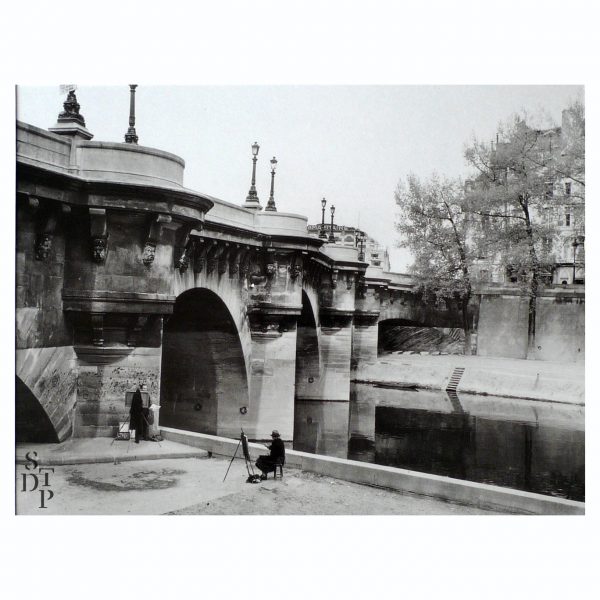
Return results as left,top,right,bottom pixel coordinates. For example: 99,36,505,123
74,347,162,437
477,295,529,359
530,295,584,362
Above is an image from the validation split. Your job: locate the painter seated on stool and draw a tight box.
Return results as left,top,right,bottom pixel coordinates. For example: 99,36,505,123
256,430,285,480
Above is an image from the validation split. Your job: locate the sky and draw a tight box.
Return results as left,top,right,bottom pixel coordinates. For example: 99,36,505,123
16,85,583,271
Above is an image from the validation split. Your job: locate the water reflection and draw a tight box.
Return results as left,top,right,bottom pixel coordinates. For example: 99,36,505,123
294,384,585,501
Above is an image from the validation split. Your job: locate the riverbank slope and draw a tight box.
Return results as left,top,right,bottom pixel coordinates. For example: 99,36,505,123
354,353,584,405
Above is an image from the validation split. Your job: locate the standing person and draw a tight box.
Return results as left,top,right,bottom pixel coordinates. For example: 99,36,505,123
256,430,285,480
129,386,144,444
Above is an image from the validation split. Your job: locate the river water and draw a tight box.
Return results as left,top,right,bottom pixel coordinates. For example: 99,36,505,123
294,383,585,501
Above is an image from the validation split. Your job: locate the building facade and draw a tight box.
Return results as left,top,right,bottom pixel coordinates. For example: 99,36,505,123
467,107,585,287
307,223,391,270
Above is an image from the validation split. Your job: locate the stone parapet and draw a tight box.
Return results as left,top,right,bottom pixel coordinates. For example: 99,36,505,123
160,428,584,515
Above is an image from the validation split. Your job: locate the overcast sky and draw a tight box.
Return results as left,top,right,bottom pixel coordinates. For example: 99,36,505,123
16,85,583,270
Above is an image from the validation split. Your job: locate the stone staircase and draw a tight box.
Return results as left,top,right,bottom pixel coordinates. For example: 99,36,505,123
445,367,465,394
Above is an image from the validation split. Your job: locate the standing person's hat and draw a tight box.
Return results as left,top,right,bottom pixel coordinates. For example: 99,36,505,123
271,430,280,438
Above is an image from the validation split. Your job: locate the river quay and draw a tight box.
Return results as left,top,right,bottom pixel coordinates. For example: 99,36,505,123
354,353,584,405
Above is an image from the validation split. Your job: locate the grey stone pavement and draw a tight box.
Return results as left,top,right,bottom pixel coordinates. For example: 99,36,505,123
15,440,515,515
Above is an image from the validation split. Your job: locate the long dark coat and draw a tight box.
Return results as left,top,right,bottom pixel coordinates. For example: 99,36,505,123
129,389,144,434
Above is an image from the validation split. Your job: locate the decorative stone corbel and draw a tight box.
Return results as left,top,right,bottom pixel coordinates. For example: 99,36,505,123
376,285,388,304
346,272,355,290
89,208,108,264
34,206,59,261
229,245,243,277
288,254,302,281
143,214,172,266
207,243,226,275
193,239,215,274
177,245,191,273
265,261,277,279
35,233,53,261
218,244,231,275
331,268,339,289
240,248,253,279
356,278,367,299
175,223,196,272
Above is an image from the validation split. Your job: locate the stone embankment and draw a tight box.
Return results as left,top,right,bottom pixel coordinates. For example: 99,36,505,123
160,427,584,515
354,353,584,405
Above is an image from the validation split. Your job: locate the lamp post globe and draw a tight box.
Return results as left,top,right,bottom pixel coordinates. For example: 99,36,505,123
244,142,262,209
265,156,278,212
328,205,336,243
319,197,327,239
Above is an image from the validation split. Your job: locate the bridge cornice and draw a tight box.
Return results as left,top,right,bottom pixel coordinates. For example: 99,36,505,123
17,160,214,220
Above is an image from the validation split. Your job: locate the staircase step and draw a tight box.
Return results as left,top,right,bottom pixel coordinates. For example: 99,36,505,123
446,366,466,392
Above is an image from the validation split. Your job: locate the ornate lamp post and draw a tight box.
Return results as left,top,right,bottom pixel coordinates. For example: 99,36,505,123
243,142,261,210
357,231,366,262
124,84,139,144
319,197,328,239
265,157,278,212
572,235,584,284
328,205,336,243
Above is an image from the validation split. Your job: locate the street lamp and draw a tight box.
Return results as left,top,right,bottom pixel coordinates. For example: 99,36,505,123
244,142,261,209
328,205,336,243
572,235,584,284
357,231,366,262
265,157,278,212
319,197,327,239
124,84,139,144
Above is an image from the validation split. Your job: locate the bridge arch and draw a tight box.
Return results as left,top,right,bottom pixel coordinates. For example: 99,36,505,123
159,287,249,437
16,376,60,443
378,317,465,355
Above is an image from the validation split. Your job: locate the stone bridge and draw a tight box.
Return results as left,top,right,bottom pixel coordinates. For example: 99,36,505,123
16,118,462,444
16,112,584,445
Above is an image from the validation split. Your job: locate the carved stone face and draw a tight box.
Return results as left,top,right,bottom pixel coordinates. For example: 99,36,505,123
142,243,156,266
266,263,276,276
178,251,190,273
92,237,107,263
35,234,52,261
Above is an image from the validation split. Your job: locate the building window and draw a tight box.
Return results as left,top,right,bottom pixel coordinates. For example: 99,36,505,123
565,213,571,227
565,182,571,196
545,182,554,199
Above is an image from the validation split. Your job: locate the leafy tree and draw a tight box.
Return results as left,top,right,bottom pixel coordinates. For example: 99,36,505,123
464,101,585,350
395,173,474,354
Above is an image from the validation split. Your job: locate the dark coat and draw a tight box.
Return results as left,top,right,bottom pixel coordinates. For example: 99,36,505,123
130,390,144,428
130,390,143,416
269,438,285,462
256,437,285,474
